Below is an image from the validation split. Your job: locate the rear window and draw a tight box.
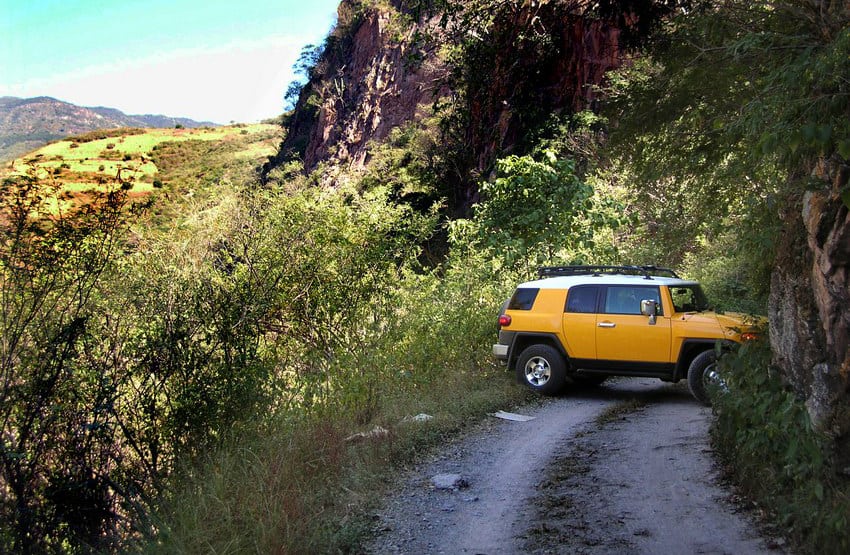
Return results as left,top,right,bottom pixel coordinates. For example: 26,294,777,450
565,286,599,313
507,288,539,310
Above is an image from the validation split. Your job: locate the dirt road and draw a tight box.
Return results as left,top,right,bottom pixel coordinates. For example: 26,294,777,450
364,378,780,554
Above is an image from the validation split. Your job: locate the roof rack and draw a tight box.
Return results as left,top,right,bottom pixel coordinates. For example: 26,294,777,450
537,265,681,280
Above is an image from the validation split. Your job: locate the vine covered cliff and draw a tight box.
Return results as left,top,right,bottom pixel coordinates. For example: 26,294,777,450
266,0,630,212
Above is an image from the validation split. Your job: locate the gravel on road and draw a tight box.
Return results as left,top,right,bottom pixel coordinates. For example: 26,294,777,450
363,378,781,555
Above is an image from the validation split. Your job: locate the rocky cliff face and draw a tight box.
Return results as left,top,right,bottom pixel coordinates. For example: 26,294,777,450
771,157,850,454
463,5,620,174
272,0,623,196
276,0,449,174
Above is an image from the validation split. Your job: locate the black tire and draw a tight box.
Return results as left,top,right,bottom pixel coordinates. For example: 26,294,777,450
517,344,567,395
687,350,721,406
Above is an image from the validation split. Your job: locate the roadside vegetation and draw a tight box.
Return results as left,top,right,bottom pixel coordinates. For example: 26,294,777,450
1,0,847,553
714,342,850,550
607,1,850,552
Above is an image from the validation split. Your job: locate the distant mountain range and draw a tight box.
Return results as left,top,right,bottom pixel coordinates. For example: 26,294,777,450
0,96,218,162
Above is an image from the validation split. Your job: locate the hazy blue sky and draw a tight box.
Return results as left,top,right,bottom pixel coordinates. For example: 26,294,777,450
0,0,341,123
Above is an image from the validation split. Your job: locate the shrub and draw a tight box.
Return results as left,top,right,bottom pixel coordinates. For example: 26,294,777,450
67,128,144,143
146,183,530,553
0,171,135,552
713,341,850,552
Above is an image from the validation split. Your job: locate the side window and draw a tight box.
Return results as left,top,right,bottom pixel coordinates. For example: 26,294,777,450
508,288,539,310
670,286,708,313
603,286,662,315
565,286,599,313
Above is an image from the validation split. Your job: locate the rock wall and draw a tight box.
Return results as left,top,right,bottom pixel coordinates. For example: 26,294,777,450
273,0,623,187
770,157,850,450
465,6,620,174
276,0,449,174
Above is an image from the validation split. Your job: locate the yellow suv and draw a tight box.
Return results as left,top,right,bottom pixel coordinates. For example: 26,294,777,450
493,266,761,404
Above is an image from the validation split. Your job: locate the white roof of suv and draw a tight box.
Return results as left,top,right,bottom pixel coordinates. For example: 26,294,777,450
519,274,700,290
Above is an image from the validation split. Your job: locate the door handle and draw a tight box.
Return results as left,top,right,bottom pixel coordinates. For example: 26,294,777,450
598,322,616,328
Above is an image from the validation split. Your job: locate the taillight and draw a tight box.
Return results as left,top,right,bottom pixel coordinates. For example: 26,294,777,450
498,314,512,327
741,332,759,341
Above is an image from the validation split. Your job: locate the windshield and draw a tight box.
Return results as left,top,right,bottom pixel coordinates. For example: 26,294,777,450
670,285,710,313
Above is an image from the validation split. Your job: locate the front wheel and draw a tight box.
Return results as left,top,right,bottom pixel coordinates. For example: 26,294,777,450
517,344,567,395
687,350,726,406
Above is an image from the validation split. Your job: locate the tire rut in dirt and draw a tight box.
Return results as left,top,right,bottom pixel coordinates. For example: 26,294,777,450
516,383,780,554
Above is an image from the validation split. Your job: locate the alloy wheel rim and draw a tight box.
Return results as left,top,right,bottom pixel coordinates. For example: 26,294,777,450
703,363,728,393
525,356,551,386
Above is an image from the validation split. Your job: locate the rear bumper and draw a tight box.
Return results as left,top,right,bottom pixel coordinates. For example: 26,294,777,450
492,343,509,360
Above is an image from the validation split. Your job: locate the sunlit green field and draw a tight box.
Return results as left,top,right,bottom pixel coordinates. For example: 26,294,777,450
3,124,280,211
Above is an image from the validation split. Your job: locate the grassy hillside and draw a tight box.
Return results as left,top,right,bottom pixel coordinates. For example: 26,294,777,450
3,124,281,216
0,96,218,161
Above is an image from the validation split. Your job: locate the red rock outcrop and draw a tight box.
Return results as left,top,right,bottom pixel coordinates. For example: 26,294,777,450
465,5,620,173
278,0,449,173
275,0,623,184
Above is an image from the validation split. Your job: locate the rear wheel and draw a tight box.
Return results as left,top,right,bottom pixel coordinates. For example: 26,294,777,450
517,344,567,395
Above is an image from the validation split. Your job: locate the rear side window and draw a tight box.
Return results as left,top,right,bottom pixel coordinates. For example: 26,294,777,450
565,286,599,313
508,288,539,310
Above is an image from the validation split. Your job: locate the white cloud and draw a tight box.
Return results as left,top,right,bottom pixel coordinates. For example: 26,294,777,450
1,36,308,124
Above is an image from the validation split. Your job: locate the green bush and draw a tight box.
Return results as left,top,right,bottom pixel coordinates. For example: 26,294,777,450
68,128,144,143
0,171,135,552
713,341,850,552
146,185,531,553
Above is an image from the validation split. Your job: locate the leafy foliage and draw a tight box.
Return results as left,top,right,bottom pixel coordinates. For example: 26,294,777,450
612,1,849,177
606,6,850,543
713,341,850,552
451,150,625,275
0,169,137,552
607,0,849,263
472,153,592,263
284,43,326,111
66,128,146,144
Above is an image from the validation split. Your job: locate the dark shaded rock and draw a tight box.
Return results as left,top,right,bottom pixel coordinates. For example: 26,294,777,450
770,157,850,451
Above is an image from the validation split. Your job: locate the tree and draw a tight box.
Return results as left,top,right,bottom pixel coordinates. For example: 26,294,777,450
284,43,326,111
0,170,132,552
609,0,849,444
456,152,594,272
